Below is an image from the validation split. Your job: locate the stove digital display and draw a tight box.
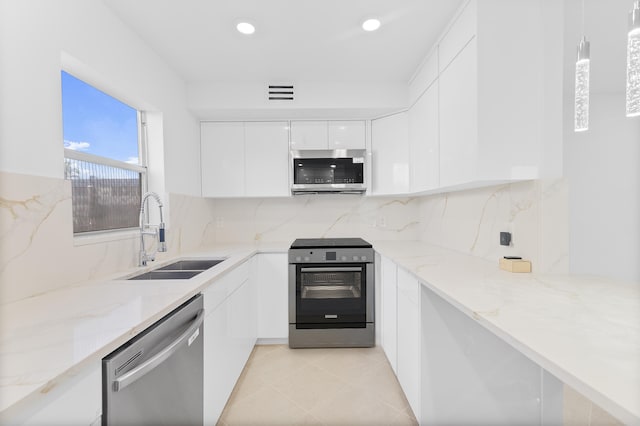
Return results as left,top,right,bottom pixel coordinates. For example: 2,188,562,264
326,251,336,261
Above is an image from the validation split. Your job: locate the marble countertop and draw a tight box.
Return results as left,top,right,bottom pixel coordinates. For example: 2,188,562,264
0,242,288,421
374,241,640,425
1,240,638,424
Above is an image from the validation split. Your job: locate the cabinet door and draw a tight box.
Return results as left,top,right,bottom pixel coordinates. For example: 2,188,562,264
380,256,398,373
328,121,366,149
409,81,439,192
22,364,101,425
256,253,289,340
371,113,410,195
290,121,328,150
244,122,289,197
439,38,478,187
201,122,245,197
396,267,421,420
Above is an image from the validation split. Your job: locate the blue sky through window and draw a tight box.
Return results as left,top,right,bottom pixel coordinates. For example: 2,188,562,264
61,71,139,164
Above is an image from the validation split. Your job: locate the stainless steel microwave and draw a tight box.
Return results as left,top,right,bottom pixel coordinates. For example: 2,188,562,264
291,149,367,195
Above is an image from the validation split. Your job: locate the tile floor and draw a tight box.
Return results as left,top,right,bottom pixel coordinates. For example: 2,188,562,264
217,344,418,426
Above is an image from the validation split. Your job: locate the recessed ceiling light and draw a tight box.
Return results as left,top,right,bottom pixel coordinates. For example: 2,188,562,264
236,22,255,35
362,18,381,32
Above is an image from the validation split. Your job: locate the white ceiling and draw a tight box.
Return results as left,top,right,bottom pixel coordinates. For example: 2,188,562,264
102,0,465,84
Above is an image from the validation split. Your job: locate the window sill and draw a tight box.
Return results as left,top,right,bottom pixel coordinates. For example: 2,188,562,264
73,229,139,246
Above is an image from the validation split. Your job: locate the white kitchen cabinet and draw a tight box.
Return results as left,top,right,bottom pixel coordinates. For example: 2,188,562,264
201,121,289,198
22,363,101,425
439,37,477,187
256,253,289,341
290,120,365,150
370,112,410,195
244,122,289,197
420,284,562,425
290,121,328,150
328,121,366,149
409,80,439,192
379,255,398,373
437,0,560,187
396,267,421,421
201,122,245,197
203,262,256,425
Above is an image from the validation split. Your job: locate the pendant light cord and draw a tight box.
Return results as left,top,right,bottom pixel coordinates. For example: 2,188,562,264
582,0,585,35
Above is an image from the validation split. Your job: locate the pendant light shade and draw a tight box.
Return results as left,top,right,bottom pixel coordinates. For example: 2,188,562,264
575,36,591,132
627,0,640,117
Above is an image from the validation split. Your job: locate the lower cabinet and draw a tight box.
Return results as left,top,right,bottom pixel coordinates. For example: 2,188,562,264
420,284,562,424
379,255,398,373
203,262,257,425
22,363,102,425
256,253,289,341
396,267,421,421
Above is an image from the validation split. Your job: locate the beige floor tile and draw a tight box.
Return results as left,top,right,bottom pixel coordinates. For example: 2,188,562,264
218,344,417,426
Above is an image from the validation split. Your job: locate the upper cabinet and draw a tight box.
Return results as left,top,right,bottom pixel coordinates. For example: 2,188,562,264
408,0,562,191
409,78,439,193
371,112,410,195
290,120,365,150
201,121,289,197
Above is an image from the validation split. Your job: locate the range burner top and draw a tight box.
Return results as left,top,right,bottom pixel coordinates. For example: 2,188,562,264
290,238,372,249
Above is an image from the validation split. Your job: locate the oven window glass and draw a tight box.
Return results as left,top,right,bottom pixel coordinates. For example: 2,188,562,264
294,158,364,184
300,270,362,299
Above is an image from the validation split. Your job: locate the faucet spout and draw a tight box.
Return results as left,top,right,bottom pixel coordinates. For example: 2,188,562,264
139,192,167,267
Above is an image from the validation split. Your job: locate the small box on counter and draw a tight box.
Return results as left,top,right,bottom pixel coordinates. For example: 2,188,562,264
499,257,532,273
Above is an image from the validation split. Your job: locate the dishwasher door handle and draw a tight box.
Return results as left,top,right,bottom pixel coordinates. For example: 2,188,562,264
113,308,205,392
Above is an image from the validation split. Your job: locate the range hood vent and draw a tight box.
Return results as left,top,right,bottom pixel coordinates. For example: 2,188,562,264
268,84,294,101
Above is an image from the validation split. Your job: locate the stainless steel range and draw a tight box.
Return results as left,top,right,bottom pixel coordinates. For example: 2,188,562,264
288,238,374,348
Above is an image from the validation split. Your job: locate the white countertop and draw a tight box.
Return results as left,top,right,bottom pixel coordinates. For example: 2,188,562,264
0,242,288,421
374,241,640,425
1,240,638,424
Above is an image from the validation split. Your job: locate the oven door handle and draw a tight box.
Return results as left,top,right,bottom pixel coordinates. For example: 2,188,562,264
300,267,363,273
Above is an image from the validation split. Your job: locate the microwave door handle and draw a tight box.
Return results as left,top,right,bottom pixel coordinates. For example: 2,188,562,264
300,267,363,273
112,308,205,392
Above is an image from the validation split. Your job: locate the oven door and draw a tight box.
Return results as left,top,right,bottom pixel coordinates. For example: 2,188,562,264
295,264,367,328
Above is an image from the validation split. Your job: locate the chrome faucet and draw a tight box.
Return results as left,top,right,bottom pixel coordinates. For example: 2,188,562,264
139,191,167,266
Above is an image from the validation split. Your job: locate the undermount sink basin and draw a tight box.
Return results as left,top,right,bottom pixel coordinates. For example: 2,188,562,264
156,259,225,271
126,258,227,280
128,270,204,280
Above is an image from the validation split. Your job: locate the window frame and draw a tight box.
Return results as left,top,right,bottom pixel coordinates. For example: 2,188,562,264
61,78,150,236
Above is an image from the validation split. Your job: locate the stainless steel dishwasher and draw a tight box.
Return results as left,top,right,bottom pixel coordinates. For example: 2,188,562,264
102,294,204,425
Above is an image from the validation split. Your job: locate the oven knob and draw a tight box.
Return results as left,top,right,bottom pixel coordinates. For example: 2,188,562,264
304,256,310,262
296,256,302,262
341,256,347,261
361,255,367,261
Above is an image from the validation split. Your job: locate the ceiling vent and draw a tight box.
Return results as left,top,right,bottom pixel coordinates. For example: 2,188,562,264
268,84,294,101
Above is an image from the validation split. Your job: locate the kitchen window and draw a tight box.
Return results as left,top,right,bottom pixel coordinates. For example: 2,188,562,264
61,71,147,234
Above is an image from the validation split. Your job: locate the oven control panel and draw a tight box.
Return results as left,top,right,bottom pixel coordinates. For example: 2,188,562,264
289,247,374,264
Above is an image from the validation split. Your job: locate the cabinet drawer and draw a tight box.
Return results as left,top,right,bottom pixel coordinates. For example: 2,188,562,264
203,262,249,313
439,0,476,72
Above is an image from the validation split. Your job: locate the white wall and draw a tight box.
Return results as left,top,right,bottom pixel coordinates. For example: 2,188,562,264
187,80,408,120
0,0,200,195
564,93,640,282
563,0,640,282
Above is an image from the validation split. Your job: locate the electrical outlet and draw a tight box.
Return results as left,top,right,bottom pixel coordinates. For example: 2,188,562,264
215,217,225,228
500,231,512,246
377,216,387,228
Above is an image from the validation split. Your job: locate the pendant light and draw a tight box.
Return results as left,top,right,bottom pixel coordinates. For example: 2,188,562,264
627,0,640,117
574,0,590,132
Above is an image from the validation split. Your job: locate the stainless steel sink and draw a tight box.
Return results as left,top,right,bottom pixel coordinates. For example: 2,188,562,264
126,258,226,280
156,259,225,271
128,270,204,280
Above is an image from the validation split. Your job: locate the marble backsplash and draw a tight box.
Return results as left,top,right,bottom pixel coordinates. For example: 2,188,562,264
418,179,569,274
1,170,568,303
